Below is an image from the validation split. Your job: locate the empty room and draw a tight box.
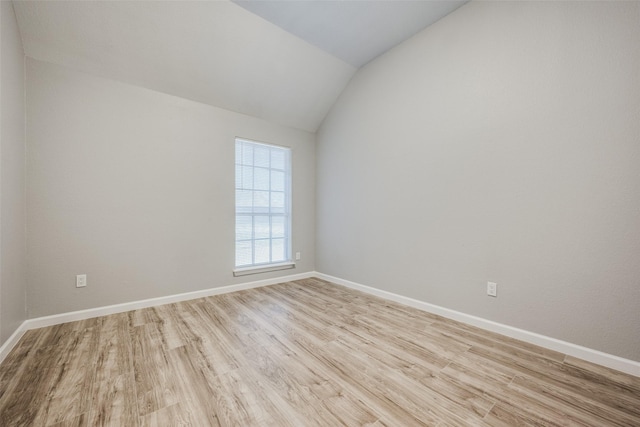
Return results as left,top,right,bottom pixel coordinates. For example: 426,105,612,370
1,0,639,425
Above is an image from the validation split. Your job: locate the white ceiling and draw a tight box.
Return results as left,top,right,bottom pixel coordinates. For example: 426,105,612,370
233,0,468,68
12,0,467,132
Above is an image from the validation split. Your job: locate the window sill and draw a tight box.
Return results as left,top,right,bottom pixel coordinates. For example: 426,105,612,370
233,262,295,277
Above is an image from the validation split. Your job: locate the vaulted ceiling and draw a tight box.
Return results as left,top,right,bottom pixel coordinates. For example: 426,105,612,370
12,1,467,132
233,0,467,69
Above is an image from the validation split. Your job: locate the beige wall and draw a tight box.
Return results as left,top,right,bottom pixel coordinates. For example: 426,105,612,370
27,59,315,318
317,1,640,361
0,1,27,344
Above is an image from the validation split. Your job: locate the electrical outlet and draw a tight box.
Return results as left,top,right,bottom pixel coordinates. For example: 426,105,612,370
295,252,301,261
487,281,497,297
76,274,87,288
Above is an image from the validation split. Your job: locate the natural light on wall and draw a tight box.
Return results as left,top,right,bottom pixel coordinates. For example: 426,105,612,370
234,138,293,276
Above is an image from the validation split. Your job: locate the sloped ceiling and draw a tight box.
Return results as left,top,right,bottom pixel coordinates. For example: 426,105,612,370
233,0,467,68
13,0,466,133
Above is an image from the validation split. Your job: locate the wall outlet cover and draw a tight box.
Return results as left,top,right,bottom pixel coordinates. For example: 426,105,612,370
487,281,497,297
76,274,87,288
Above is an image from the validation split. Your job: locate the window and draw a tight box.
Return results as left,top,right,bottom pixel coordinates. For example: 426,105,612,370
234,138,292,274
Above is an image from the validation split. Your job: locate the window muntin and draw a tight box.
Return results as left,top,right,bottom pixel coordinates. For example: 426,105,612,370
235,139,291,269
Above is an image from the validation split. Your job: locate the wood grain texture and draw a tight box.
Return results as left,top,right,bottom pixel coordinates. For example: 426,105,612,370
1,278,638,426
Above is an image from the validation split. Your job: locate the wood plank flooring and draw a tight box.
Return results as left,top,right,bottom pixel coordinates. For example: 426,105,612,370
0,277,638,426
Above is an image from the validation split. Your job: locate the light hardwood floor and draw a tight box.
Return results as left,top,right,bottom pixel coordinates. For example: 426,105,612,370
0,278,638,426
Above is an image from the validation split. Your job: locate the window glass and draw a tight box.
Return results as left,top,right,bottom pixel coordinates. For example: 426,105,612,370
235,139,291,268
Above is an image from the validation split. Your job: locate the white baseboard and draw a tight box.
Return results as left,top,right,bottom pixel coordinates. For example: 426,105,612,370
0,271,315,364
3,270,639,378
315,272,640,378
0,322,29,364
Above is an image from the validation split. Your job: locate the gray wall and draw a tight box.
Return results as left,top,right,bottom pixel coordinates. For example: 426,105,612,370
317,1,640,361
0,1,27,344
27,59,315,318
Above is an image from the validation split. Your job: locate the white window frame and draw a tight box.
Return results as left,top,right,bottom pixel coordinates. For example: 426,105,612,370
234,138,293,276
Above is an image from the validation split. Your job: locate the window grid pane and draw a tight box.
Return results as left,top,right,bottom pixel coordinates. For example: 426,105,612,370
235,138,291,268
